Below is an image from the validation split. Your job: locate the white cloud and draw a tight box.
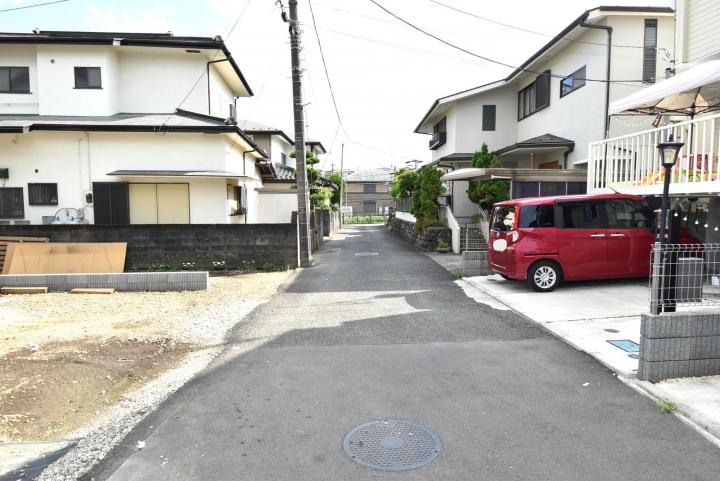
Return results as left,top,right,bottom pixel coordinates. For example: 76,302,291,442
85,2,177,33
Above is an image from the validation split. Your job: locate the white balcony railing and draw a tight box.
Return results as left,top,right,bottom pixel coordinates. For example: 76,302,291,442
588,112,720,195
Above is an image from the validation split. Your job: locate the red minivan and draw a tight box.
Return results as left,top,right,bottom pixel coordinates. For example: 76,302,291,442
489,194,661,292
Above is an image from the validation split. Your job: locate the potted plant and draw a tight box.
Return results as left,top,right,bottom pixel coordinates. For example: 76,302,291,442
436,240,450,253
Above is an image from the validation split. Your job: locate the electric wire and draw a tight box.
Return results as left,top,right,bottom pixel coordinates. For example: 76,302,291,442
0,0,68,13
368,0,654,85
428,0,672,52
160,0,251,129
307,0,350,141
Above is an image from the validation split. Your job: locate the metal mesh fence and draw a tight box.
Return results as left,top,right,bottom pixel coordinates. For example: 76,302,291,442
650,243,720,312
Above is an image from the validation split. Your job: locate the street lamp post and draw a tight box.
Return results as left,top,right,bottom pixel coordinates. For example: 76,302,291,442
651,135,684,314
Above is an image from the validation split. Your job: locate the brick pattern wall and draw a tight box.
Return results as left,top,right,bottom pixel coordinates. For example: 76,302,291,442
0,224,298,271
639,312,720,382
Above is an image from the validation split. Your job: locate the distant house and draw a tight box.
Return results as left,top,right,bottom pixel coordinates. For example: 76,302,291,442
344,168,395,214
0,30,276,225
414,6,674,222
241,121,330,223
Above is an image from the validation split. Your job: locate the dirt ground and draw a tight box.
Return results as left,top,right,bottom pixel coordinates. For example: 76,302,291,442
0,271,292,442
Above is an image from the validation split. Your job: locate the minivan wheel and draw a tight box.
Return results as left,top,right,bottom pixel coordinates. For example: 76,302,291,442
527,261,562,292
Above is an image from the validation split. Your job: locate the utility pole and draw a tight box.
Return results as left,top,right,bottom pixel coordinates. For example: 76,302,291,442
286,0,311,267
339,143,345,225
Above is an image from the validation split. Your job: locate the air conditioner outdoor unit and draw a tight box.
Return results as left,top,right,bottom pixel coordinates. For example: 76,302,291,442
0,168,8,179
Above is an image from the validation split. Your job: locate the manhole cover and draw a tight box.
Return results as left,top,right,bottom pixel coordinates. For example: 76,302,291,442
343,419,441,471
354,252,379,257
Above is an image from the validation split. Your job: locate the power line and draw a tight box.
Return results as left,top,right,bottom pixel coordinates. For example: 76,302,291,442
0,0,68,13
428,0,670,52
307,0,350,141
368,0,650,85
161,0,252,128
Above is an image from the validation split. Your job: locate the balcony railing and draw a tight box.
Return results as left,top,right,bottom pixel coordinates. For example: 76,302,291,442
588,112,720,195
429,131,446,150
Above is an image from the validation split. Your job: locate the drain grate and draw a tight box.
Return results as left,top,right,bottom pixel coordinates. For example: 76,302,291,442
343,419,441,471
607,339,640,353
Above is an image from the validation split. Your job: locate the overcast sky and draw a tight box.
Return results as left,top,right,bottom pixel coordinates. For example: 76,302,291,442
0,0,673,170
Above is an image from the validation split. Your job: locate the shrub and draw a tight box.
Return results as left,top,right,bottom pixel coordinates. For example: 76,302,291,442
467,143,509,209
451,268,463,279
437,240,449,249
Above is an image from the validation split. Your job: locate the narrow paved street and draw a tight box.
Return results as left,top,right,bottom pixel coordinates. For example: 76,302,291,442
90,226,720,480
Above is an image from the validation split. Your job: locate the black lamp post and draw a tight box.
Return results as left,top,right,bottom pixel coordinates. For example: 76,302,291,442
657,136,684,245
652,135,684,314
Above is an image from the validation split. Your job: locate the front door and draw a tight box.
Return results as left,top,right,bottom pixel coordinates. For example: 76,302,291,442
92,182,129,225
556,200,608,279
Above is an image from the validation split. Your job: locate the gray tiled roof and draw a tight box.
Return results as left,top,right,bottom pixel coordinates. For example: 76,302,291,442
346,168,394,183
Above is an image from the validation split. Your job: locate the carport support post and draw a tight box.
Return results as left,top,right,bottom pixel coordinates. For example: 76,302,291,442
288,0,312,266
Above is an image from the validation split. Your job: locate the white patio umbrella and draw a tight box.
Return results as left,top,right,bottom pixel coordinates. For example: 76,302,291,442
609,60,720,117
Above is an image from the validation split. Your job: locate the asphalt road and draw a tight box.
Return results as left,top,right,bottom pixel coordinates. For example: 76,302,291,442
88,225,720,481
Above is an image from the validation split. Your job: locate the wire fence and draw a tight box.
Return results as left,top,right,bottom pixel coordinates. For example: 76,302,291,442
342,214,388,225
650,243,720,313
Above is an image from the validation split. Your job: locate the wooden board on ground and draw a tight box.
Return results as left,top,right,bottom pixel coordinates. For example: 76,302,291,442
1,287,48,295
0,237,49,273
70,288,116,295
1,243,127,275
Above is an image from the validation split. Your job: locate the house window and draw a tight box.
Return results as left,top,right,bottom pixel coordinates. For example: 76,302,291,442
643,19,658,83
227,184,246,216
512,181,539,198
518,70,551,120
28,183,58,206
0,187,25,218
281,153,288,165
430,117,447,150
0,67,30,94
363,183,376,193
482,105,496,131
566,182,587,195
363,201,376,213
74,67,102,89
560,66,586,97
539,182,566,197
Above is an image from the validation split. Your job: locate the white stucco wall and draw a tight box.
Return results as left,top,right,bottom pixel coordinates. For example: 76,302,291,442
454,84,517,154
0,131,253,225
256,189,298,223
0,45,40,115
36,45,120,116
271,135,294,166
0,44,238,118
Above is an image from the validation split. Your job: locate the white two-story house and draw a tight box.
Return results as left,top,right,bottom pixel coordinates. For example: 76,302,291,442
414,6,674,222
0,30,274,225
588,0,720,244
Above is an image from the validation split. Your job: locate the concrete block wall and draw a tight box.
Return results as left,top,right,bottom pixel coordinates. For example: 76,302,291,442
639,312,720,382
0,223,298,271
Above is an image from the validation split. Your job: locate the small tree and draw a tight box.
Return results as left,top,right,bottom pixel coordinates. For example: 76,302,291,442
389,168,418,199
327,172,345,206
412,166,446,231
467,143,509,210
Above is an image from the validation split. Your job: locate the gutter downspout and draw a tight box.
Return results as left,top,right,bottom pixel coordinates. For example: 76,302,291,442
242,147,258,224
580,16,612,140
562,145,575,169
207,58,229,116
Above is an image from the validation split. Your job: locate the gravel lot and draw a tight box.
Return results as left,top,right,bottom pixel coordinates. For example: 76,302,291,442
0,270,293,479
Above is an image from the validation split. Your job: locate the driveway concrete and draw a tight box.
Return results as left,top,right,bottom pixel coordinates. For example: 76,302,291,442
88,226,720,481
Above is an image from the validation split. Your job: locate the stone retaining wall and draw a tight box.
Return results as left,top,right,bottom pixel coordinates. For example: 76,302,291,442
388,216,451,252
638,312,720,382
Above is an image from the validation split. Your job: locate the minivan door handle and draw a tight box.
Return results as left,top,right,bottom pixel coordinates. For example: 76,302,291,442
590,233,606,238
610,233,626,238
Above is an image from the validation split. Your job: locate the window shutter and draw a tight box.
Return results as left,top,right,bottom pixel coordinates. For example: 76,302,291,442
28,183,58,205
643,19,658,83
482,105,496,131
535,70,551,110
0,187,24,218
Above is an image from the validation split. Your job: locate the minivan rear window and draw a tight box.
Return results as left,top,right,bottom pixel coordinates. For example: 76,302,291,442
519,205,555,228
492,205,515,232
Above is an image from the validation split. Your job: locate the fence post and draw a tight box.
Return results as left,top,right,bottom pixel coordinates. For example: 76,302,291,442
650,242,663,314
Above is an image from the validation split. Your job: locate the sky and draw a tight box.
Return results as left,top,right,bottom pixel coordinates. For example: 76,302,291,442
0,0,673,171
